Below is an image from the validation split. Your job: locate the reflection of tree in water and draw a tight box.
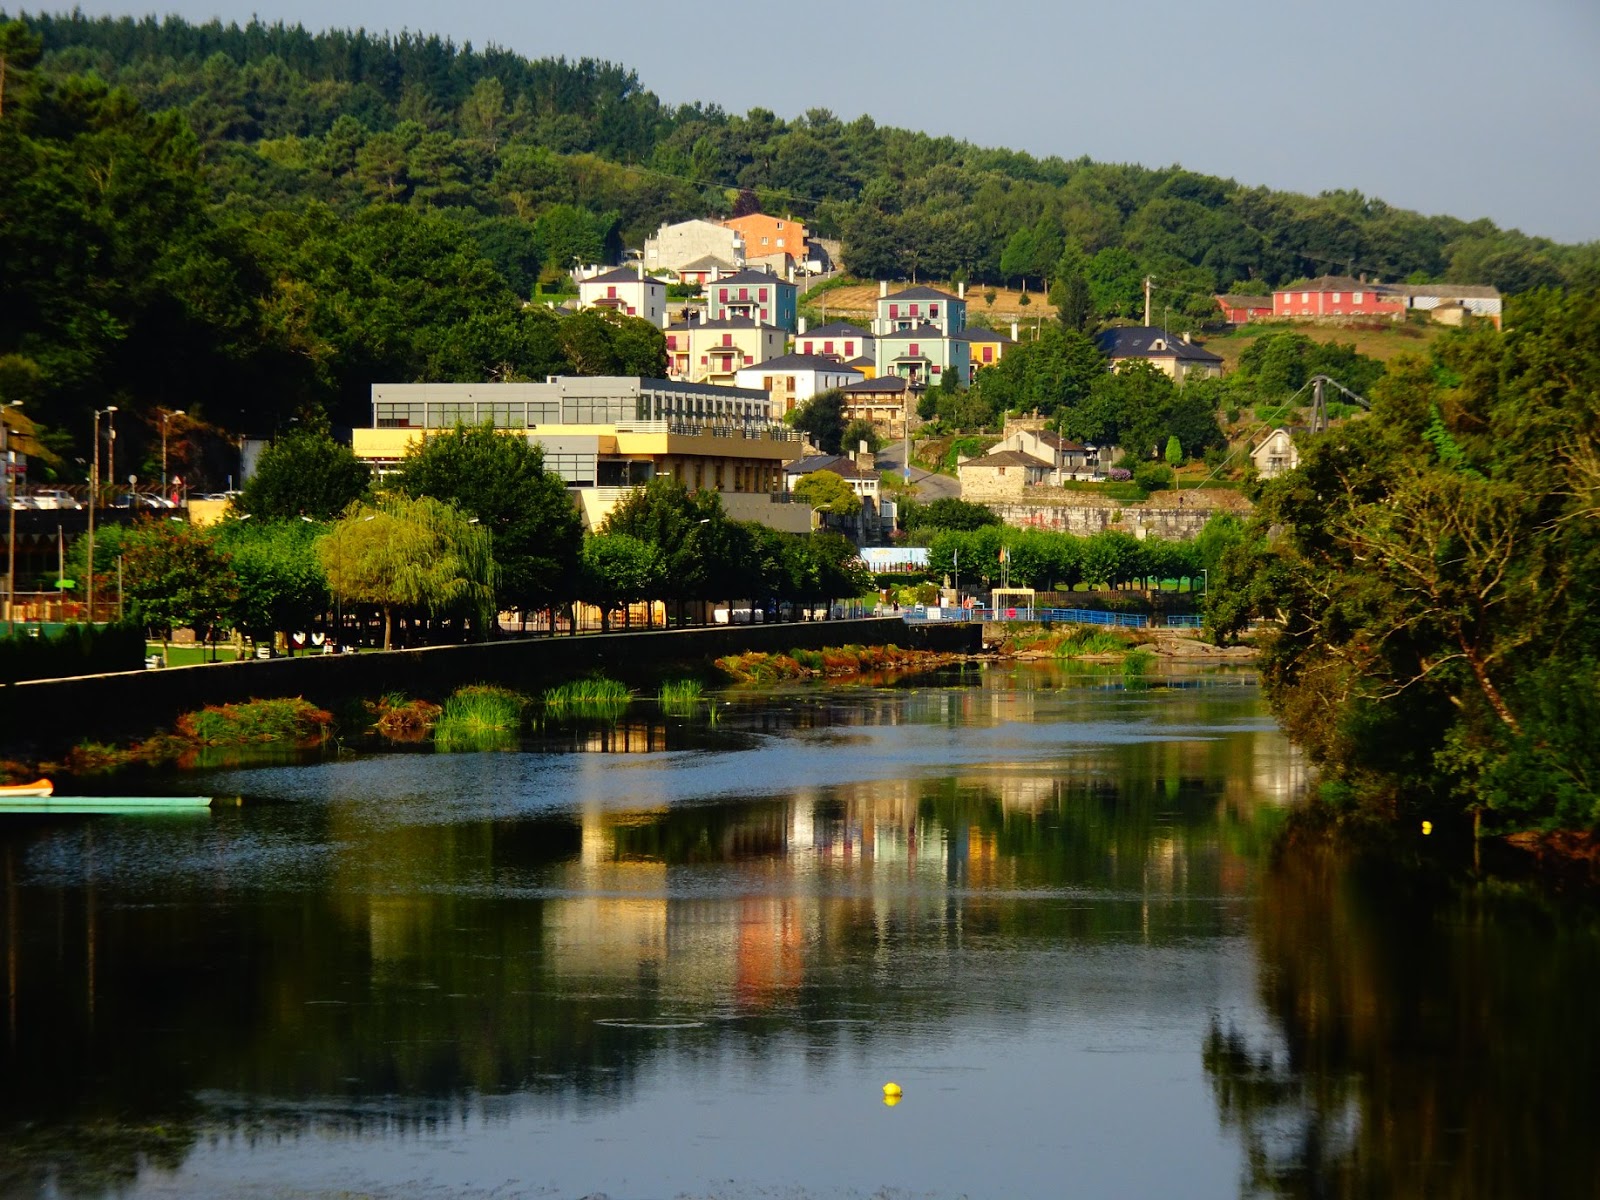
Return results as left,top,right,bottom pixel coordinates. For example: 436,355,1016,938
1205,845,1600,1198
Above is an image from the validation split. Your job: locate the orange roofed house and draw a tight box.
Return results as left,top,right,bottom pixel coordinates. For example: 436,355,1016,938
722,214,809,264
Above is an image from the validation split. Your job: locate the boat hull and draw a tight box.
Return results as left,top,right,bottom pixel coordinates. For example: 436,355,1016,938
0,796,214,814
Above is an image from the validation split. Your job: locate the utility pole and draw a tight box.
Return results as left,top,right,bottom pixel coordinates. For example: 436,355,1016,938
87,405,116,625
161,409,185,492
2,401,20,633
1143,276,1153,327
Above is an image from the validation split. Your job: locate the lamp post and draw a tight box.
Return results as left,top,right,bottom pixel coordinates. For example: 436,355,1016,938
161,409,185,493
87,405,117,625
3,400,22,634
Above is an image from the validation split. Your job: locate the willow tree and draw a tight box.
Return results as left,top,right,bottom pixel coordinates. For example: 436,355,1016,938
317,496,496,649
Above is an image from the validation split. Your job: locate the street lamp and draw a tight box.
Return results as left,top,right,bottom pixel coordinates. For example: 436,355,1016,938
87,405,118,624
3,400,22,634
161,409,186,493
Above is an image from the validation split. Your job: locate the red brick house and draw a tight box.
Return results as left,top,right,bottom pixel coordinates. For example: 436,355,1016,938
1214,294,1275,324
1272,276,1405,320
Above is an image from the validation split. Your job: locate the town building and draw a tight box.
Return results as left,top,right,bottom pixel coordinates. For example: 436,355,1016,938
956,449,1054,500
991,427,1095,479
878,324,971,388
704,268,798,333
796,321,876,364
1397,284,1503,328
722,214,808,262
575,264,667,328
643,218,745,275
841,376,911,438
783,452,888,540
733,354,864,419
957,326,1015,376
1214,294,1275,324
1251,428,1299,479
352,378,808,532
1272,276,1405,320
665,319,787,387
1095,327,1223,380
673,255,739,287
874,283,966,336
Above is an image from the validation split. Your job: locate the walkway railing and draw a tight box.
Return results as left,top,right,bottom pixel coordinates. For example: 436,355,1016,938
903,606,1153,628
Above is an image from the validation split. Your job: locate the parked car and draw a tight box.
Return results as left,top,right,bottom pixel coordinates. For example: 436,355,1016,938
29,489,83,510
114,492,178,510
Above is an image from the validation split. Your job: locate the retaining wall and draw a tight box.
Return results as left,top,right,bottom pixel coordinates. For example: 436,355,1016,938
986,488,1252,539
0,618,980,754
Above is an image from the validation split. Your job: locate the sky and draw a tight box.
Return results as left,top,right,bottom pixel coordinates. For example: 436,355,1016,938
33,0,1600,244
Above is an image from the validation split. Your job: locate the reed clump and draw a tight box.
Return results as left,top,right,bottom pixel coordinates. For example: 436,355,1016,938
541,676,632,717
1122,648,1157,688
657,679,707,715
434,684,530,752
178,698,335,746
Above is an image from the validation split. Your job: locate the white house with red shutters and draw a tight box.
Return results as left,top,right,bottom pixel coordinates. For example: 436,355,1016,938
796,321,876,364
575,265,668,327
1272,276,1405,320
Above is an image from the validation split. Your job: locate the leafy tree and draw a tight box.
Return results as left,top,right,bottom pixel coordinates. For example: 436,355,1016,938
793,470,862,519
389,421,582,618
786,388,848,454
1165,435,1183,466
317,495,495,649
557,309,667,377
236,430,371,521
121,519,239,661
212,517,331,651
579,532,662,630
601,475,726,620
1052,271,1094,332
841,418,881,455
902,497,1002,532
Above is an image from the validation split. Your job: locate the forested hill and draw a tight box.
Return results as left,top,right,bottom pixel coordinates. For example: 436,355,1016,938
1,10,1596,477
15,9,1596,300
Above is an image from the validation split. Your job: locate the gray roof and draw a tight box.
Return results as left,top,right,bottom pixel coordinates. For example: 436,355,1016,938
739,353,864,375
884,285,961,303
710,268,796,289
1095,327,1223,364
1280,275,1400,294
678,255,739,272
1216,294,1274,306
955,327,1013,343
787,454,876,481
1399,283,1502,299
803,321,873,339
971,450,1052,469
582,266,657,285
878,323,949,341
843,376,910,394
842,356,877,370
666,317,783,333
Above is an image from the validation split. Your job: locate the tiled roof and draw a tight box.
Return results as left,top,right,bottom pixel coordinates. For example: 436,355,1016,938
955,327,1013,343
1032,430,1086,452
970,450,1052,469
1399,283,1501,300
803,321,873,338
787,454,875,480
1095,326,1223,364
737,353,863,375
843,376,910,393
842,356,877,370
1216,294,1274,307
666,318,782,333
581,266,655,285
709,268,796,288
884,285,961,302
678,255,739,272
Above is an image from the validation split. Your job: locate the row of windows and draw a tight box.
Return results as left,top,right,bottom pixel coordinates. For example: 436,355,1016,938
887,304,940,319
375,393,769,430
799,340,858,356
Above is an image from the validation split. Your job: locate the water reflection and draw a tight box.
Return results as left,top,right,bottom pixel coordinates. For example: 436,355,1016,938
17,672,1583,1197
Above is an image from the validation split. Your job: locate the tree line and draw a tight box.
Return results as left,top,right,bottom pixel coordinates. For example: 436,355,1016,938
67,425,872,652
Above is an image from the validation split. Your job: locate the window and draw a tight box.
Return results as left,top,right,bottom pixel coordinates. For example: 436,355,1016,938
1301,292,1310,302
931,365,941,374
910,344,920,356
763,377,773,390
776,238,785,248
983,347,994,363
889,304,899,318
760,309,768,322
1332,292,1342,303
824,341,834,354
786,377,796,391
761,236,769,245
667,336,677,350
719,288,729,302
801,342,811,354
759,288,768,301
845,341,854,355
929,304,939,319
776,221,784,229
1353,291,1364,303
910,304,919,317
739,288,749,301
607,286,616,298
722,334,733,347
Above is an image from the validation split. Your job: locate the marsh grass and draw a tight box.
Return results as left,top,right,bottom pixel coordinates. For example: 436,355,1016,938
1053,628,1131,658
657,679,707,716
178,698,335,745
1122,648,1157,688
542,676,632,718
434,684,529,752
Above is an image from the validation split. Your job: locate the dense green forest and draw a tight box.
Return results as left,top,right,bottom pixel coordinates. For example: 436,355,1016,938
2,10,1597,481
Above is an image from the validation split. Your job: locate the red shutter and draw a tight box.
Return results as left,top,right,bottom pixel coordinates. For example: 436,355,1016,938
910,343,919,356
889,304,898,318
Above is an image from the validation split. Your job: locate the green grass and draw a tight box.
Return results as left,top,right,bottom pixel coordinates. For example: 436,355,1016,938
434,684,529,752
657,678,707,716
1122,648,1157,688
542,676,633,717
1052,628,1130,658
177,697,334,745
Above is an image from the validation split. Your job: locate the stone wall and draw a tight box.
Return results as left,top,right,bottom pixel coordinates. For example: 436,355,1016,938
987,488,1252,539
0,618,980,754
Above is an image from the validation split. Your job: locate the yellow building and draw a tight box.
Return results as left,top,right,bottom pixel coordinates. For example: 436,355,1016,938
958,326,1016,376
352,378,810,532
665,319,787,386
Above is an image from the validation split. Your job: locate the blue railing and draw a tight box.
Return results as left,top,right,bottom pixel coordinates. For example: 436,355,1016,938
1165,614,1205,628
901,606,1154,628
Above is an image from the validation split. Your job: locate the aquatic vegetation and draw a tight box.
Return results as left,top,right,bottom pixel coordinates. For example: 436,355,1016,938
715,644,938,684
541,676,632,718
657,679,707,716
1122,649,1157,688
178,698,335,746
434,684,529,752
367,692,443,741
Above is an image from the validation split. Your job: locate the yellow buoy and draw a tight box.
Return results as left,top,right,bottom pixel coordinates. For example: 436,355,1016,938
1421,820,1433,836
882,1082,902,1098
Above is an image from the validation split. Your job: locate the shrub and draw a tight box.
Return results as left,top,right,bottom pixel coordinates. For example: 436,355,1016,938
178,698,334,745
1132,463,1173,492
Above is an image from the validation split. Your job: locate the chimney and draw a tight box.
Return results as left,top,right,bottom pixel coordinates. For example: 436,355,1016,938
958,280,966,300
1011,321,1019,341
880,280,888,298
1182,331,1192,344
637,261,644,280
798,316,807,335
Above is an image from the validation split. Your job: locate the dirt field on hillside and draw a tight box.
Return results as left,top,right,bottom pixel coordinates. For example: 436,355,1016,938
1202,320,1446,371
806,282,1057,322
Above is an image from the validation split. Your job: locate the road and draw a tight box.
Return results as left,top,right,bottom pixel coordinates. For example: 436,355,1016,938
876,440,962,501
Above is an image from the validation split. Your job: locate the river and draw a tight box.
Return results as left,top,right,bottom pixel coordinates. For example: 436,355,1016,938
2,664,1596,1198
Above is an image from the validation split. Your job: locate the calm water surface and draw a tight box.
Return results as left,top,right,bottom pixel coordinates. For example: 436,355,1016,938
2,665,1597,1198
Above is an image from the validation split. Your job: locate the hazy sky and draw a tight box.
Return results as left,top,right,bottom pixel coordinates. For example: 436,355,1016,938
41,0,1600,243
